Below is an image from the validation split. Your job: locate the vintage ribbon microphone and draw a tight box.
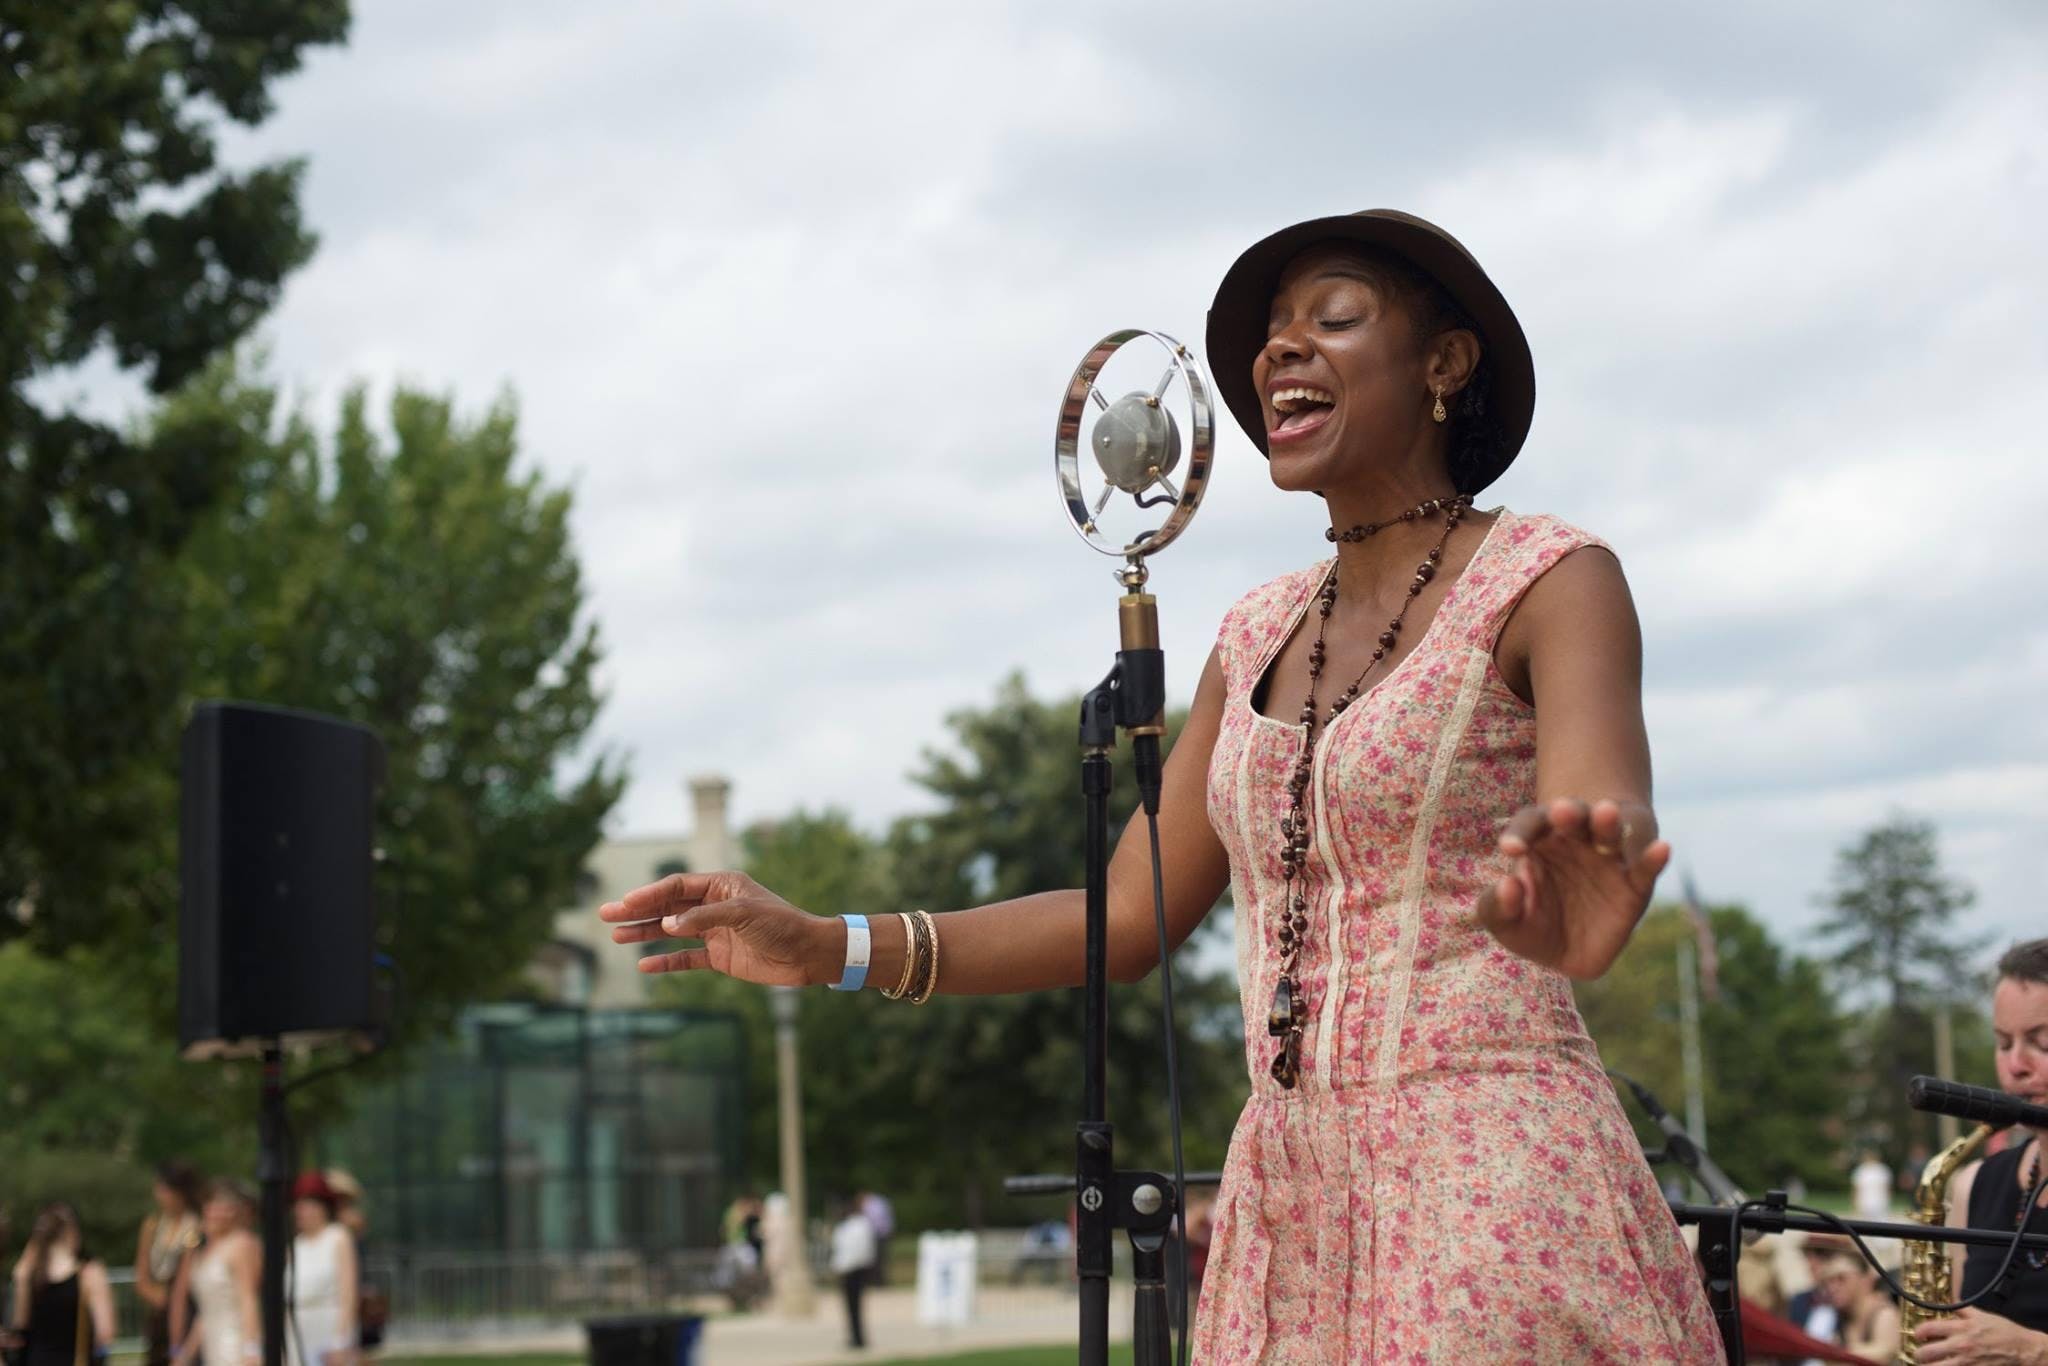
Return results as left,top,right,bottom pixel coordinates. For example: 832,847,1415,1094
1007,331,1213,1366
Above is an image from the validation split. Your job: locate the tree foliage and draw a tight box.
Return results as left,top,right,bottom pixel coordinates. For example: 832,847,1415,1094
1578,903,1855,1190
0,2,348,393
0,940,263,1253
2,0,350,945
1813,814,1985,1161
1,358,621,1237
161,359,626,1036
656,675,1249,1230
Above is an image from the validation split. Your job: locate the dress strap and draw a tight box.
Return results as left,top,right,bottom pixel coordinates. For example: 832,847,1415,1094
1444,511,1611,653
1212,562,1331,698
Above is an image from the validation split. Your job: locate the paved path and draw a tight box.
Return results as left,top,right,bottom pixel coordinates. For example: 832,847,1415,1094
397,1285,1131,1364
698,1285,1131,1363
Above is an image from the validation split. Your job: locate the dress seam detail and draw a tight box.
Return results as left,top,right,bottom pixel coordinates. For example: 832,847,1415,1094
1374,645,1490,1089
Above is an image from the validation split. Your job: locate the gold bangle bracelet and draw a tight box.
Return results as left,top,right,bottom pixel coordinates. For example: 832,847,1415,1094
907,910,934,1003
903,910,933,1004
883,911,919,999
910,909,940,1005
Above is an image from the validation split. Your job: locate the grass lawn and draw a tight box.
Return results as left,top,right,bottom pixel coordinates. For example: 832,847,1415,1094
383,1349,1136,1366
871,1352,1135,1366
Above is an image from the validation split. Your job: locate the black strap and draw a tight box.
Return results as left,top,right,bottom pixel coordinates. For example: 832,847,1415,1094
1974,1139,2046,1316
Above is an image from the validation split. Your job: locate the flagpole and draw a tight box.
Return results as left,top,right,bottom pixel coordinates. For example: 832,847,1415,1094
1674,870,1719,1199
1677,939,1709,1188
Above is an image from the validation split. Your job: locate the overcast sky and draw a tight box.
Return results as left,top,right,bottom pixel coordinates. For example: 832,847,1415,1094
85,2,2048,955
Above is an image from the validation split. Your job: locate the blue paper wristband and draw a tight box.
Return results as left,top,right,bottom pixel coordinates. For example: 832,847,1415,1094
830,913,870,991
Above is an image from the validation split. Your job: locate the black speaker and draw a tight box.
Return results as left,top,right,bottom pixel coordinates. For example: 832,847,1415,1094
179,701,385,1059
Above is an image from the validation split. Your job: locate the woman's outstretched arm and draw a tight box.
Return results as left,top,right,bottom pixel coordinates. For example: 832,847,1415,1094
1475,547,1671,980
600,648,1234,992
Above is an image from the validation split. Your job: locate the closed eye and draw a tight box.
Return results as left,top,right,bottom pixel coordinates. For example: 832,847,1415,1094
1318,317,1360,329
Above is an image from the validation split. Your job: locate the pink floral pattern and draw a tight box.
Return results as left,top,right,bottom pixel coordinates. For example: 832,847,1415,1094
1192,511,1720,1363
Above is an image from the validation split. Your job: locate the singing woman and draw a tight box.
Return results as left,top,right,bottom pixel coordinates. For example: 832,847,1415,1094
601,209,1720,1360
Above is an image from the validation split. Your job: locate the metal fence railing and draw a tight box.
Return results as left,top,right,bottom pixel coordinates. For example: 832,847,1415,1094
81,1253,724,1355
367,1249,724,1343
101,1268,149,1357
72,1234,1095,1354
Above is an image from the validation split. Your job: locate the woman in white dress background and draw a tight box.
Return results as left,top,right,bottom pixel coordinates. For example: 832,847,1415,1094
285,1173,356,1366
173,1184,260,1366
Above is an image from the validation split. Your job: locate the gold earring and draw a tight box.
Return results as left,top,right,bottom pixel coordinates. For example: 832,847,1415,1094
1431,387,1447,424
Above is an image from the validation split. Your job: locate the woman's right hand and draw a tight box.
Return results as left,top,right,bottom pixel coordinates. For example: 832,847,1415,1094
599,871,836,987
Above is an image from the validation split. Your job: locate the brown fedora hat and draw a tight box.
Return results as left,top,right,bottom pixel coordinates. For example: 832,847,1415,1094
1205,209,1535,494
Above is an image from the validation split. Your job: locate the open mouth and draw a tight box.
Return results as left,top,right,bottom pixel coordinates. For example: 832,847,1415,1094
1269,385,1335,442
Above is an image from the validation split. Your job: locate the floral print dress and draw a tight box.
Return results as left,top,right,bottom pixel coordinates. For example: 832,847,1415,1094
1192,511,1720,1364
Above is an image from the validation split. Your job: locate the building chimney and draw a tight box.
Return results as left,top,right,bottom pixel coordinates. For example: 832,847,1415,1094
688,775,732,866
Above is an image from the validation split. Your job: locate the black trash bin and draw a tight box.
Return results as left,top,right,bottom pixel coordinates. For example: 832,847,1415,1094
584,1313,703,1366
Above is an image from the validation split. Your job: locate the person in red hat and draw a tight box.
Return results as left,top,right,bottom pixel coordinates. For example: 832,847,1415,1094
286,1173,357,1366
601,210,1717,1360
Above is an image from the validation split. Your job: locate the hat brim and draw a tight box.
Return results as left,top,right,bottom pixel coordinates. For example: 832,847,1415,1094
1204,209,1534,494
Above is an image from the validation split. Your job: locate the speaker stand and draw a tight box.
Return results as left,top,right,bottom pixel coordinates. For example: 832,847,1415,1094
258,1042,290,1366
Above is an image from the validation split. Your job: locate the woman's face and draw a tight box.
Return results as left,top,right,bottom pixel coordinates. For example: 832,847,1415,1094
1800,1250,1834,1304
153,1179,180,1214
294,1197,330,1235
203,1196,244,1238
1252,245,1443,493
41,1214,80,1256
1993,976,2048,1123
1819,1259,1874,1309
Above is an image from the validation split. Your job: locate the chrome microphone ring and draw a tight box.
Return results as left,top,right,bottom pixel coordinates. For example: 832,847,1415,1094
1053,329,1214,561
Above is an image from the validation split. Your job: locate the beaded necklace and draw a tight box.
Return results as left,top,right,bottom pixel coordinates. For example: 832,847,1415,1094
1267,493,1470,1089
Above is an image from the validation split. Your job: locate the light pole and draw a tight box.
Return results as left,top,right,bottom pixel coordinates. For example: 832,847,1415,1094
1933,1001,1959,1146
770,984,813,1316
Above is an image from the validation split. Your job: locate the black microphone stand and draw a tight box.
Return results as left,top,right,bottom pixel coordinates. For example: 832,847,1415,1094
1672,1196,2048,1366
1006,559,1177,1366
1613,1071,1745,1206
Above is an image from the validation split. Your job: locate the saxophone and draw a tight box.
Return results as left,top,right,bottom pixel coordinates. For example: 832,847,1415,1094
1894,1121,1993,1364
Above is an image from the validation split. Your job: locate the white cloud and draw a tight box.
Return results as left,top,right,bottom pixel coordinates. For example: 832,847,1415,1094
75,1,2048,957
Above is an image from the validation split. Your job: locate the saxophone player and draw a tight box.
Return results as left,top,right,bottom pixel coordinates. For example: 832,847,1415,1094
1919,938,2048,1364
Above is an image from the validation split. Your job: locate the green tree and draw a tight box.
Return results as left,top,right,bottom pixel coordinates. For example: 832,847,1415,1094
1,358,622,1232
2,2,351,948
1813,814,1984,1162
887,674,1246,1224
2,2,352,950
161,359,625,1036
653,676,1250,1232
653,809,903,1205
3,5,351,1226
1578,903,1854,1191
0,941,258,1253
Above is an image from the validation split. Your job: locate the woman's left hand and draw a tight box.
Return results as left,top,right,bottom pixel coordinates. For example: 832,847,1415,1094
1915,1308,2048,1364
1475,797,1670,980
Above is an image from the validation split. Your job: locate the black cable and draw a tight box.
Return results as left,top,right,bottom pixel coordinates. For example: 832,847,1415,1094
1725,1171,2048,1317
1143,808,1191,1366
